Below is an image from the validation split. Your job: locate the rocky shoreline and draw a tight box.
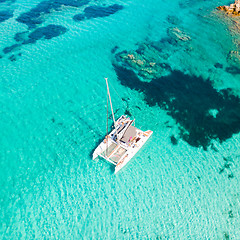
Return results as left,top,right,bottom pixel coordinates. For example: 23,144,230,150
216,2,240,70
217,0,240,16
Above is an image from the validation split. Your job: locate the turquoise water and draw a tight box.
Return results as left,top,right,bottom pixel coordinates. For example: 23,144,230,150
1,0,240,239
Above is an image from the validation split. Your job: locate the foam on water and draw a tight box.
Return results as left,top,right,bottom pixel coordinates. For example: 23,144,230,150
1,0,240,239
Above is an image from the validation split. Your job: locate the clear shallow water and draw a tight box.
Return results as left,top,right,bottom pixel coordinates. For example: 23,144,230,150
0,0,240,239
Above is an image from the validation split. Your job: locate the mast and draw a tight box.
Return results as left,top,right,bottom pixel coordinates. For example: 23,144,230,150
105,78,116,127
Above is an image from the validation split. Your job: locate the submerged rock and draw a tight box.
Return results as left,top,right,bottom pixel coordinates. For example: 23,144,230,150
214,63,223,69
113,25,193,82
16,0,90,28
73,4,123,22
26,24,68,43
115,42,174,80
2,25,67,58
0,10,13,23
170,135,178,145
227,50,240,67
167,27,191,43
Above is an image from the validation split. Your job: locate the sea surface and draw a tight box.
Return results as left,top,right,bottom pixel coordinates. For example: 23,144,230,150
0,0,240,239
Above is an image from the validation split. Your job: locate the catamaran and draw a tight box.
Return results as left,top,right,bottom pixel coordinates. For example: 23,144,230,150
93,78,153,173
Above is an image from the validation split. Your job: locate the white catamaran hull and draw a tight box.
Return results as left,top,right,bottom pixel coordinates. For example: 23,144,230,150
92,115,153,173
93,78,153,174
92,141,107,160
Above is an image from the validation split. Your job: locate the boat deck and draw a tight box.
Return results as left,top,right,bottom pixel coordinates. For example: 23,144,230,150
102,122,142,165
93,114,153,173
101,140,127,164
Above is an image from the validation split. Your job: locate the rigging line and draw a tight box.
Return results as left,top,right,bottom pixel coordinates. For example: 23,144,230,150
105,78,116,126
108,80,128,109
106,87,109,156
